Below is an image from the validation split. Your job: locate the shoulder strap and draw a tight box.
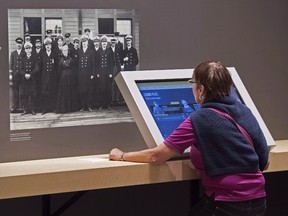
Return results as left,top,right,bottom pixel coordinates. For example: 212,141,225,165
208,108,254,148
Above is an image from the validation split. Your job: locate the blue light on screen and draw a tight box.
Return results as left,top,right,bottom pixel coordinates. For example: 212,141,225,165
137,80,243,140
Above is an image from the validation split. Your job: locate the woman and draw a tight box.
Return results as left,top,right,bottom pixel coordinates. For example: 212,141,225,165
55,45,77,113
54,35,64,63
109,61,270,216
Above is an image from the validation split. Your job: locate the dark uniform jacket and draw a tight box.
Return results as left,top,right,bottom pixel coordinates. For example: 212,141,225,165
70,47,79,68
54,46,64,66
10,49,25,84
92,47,100,75
88,39,94,50
65,42,74,51
32,48,44,89
123,46,139,71
41,51,58,95
110,46,122,73
96,48,114,77
116,41,124,51
20,54,39,96
78,47,94,93
32,48,43,69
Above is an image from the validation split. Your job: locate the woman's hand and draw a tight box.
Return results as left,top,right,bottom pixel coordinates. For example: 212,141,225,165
109,148,124,161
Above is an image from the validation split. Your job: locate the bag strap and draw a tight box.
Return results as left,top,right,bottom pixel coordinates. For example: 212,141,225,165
208,108,254,148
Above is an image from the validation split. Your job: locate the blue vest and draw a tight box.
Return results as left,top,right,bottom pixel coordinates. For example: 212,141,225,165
190,96,268,176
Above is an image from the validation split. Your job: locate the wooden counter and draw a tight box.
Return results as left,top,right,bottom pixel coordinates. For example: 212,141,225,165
265,139,288,172
0,140,287,200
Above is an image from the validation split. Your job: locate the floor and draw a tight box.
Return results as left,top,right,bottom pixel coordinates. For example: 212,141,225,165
10,105,134,130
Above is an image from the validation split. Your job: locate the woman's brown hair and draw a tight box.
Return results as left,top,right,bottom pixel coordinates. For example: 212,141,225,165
193,61,233,100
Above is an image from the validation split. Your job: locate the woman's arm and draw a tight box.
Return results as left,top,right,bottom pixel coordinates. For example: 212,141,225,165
109,143,179,165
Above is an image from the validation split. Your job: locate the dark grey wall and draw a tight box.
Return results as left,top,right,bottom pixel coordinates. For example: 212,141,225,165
0,0,287,162
0,1,288,216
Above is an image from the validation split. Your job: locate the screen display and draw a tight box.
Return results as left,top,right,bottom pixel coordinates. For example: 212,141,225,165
136,79,243,140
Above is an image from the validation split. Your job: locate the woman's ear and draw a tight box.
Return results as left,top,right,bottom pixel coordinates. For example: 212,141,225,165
199,85,205,101
199,84,205,95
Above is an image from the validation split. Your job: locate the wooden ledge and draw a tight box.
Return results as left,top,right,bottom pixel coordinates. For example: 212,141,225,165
265,139,288,173
0,155,199,199
0,140,287,200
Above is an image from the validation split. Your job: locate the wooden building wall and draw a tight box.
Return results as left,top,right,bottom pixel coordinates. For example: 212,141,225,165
8,9,139,60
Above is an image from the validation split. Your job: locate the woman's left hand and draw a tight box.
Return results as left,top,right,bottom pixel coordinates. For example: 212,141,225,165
109,148,124,161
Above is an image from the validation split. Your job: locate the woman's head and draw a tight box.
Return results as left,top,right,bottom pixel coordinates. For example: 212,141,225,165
192,61,232,103
57,35,64,46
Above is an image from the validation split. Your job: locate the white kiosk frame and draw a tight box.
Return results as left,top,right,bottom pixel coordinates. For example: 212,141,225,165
115,68,275,149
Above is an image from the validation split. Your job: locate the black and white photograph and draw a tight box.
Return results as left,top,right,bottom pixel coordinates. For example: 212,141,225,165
8,9,140,131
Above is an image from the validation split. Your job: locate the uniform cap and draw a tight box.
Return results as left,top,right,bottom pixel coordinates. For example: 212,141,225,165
81,34,89,42
100,35,108,42
110,37,117,43
73,37,80,43
114,32,120,36
84,28,90,33
44,37,52,45
24,33,31,38
65,33,71,38
15,37,23,44
125,35,133,40
24,42,33,48
35,39,41,43
46,29,53,34
93,36,100,42
57,34,64,41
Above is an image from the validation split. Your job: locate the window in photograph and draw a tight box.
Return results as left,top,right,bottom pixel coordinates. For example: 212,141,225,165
116,19,132,35
98,18,114,35
45,18,62,38
23,17,42,43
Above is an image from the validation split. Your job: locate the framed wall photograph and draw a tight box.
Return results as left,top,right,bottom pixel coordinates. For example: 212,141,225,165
1,7,142,162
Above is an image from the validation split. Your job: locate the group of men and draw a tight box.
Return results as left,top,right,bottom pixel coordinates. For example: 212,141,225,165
9,28,139,115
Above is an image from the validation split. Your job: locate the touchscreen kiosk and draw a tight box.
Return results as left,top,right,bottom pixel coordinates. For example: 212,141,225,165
115,68,275,150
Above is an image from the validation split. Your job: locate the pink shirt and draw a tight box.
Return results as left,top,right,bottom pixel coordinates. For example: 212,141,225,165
164,117,266,201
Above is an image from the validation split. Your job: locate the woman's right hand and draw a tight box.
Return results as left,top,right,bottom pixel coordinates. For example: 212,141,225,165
109,148,124,161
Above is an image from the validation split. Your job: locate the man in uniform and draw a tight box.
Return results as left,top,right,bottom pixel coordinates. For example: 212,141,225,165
32,38,44,111
95,35,114,109
93,36,101,52
122,35,139,71
40,37,58,115
64,33,74,50
24,33,32,44
69,37,80,109
114,32,124,51
91,36,101,108
45,29,56,50
9,37,25,113
45,29,53,39
110,37,123,105
33,39,43,56
83,28,94,49
78,35,94,111
33,39,43,69
70,37,80,68
20,42,39,115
